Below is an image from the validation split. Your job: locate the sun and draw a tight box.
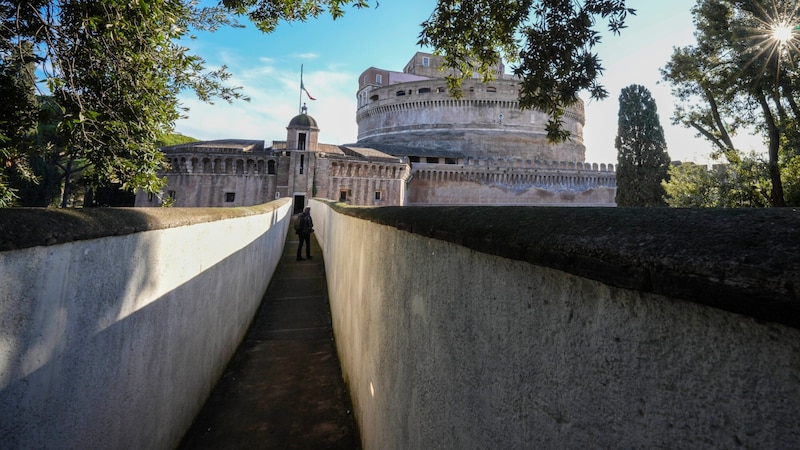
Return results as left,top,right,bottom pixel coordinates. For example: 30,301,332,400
771,23,795,43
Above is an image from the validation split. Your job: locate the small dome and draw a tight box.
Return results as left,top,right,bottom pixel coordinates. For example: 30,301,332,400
288,113,318,129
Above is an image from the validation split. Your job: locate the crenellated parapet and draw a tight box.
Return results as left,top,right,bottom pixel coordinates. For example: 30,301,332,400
411,159,616,194
327,159,409,181
463,157,614,172
164,153,282,176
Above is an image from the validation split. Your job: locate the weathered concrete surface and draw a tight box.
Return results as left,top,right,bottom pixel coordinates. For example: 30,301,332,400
178,229,359,449
0,203,278,251
311,200,800,449
332,204,800,329
0,198,291,449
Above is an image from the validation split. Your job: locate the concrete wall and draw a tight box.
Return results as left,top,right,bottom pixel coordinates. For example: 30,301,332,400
0,198,292,449
310,199,800,449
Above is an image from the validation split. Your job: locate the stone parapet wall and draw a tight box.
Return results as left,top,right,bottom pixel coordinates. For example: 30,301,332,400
314,158,410,206
135,154,292,207
408,161,616,205
164,152,286,176
310,200,800,449
0,199,292,449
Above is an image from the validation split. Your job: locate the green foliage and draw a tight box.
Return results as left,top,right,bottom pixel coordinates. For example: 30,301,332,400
663,152,773,208
8,154,62,207
224,0,371,33
663,163,717,207
419,0,635,143
661,0,800,206
614,84,670,207
158,133,199,147
0,39,39,206
0,0,248,207
781,154,800,206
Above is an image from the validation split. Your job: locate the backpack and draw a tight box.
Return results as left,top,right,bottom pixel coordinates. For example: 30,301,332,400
294,214,303,232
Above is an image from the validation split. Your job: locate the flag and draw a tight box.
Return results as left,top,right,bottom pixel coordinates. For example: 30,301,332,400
301,80,316,101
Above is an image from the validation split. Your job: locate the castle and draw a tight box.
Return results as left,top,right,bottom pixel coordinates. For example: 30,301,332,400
135,52,616,211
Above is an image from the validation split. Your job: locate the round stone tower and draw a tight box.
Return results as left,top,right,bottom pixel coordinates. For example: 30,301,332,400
355,53,586,163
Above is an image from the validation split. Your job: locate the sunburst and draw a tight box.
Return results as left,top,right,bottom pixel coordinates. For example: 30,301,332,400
736,1,800,86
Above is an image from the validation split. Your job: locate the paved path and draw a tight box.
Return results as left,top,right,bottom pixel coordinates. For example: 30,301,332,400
178,229,360,449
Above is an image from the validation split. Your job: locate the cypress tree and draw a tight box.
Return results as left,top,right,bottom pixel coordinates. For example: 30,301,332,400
615,84,671,207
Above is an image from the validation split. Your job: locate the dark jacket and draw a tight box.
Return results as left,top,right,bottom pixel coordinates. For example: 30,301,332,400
295,212,313,235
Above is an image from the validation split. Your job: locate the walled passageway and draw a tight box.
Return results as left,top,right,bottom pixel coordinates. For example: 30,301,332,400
178,228,360,449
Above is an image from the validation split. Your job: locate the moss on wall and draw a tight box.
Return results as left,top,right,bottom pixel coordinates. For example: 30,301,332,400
326,201,800,329
0,202,282,251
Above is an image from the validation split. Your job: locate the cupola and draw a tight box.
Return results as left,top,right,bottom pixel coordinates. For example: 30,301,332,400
286,103,320,151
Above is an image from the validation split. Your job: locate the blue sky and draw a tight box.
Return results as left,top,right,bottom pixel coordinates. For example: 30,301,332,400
175,0,766,164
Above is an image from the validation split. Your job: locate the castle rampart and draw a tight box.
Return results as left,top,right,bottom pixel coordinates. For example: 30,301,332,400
406,158,616,205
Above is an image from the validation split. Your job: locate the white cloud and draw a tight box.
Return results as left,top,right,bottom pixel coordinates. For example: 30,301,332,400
175,57,359,145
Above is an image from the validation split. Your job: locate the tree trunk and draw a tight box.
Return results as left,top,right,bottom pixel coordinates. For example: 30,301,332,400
757,90,785,207
60,158,72,208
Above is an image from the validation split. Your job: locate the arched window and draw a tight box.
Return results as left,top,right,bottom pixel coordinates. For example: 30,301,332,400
486,86,497,93
396,90,406,96
268,160,276,175
418,87,431,94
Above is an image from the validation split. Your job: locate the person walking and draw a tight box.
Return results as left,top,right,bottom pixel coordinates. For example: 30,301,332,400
295,206,314,261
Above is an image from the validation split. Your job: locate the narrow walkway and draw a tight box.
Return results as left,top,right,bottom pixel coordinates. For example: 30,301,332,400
178,229,360,449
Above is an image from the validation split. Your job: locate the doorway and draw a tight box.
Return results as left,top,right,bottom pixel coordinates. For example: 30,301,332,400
293,195,305,214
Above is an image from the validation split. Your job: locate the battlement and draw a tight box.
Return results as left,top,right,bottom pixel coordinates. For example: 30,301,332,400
462,158,614,172
164,154,282,176
411,160,616,194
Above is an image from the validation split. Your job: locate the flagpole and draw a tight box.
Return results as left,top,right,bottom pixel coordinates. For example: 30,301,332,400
299,64,304,114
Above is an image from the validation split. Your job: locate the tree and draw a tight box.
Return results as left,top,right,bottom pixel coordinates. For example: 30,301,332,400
662,162,718,207
0,38,39,206
418,0,635,142
229,0,635,143
0,0,247,207
3,0,640,206
222,0,370,32
614,84,671,206
661,0,800,207
663,156,771,207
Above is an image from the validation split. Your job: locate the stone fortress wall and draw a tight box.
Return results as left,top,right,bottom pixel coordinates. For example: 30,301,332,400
138,139,412,208
138,51,616,208
409,158,616,205
137,144,290,207
353,52,613,205
310,153,409,207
